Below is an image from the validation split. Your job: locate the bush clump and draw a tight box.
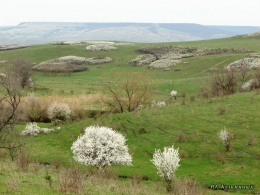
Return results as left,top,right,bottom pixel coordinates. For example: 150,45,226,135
20,122,54,136
71,126,132,169
47,102,71,122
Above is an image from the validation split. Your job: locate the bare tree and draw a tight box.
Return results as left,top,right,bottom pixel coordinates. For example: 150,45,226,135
101,72,153,113
0,67,25,160
12,58,32,88
211,69,238,96
237,64,251,91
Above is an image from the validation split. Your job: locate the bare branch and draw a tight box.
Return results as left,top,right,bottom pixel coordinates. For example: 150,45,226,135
101,72,153,113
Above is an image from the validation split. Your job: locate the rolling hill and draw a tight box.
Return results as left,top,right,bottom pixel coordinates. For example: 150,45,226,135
1,22,260,45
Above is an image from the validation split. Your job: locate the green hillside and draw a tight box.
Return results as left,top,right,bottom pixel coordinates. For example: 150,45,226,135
0,36,259,194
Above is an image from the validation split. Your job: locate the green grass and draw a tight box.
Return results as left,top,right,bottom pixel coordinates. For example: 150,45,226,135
14,91,260,194
1,36,260,194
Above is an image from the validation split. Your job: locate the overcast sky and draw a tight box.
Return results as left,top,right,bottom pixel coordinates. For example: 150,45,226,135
1,0,260,26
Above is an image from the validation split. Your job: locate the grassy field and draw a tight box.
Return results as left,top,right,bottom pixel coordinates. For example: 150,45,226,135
0,36,260,194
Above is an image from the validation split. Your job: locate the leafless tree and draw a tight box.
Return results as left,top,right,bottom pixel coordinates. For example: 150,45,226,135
237,64,251,91
211,69,238,96
101,72,153,113
0,66,25,160
12,58,32,88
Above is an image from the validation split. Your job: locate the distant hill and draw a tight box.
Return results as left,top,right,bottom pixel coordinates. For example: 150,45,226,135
1,22,260,45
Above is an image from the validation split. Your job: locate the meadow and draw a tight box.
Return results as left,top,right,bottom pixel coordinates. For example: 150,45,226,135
0,35,260,194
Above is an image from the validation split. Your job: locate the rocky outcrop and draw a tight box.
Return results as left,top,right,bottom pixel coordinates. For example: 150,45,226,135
32,62,88,72
226,58,260,71
50,41,134,46
149,59,181,69
58,56,88,64
0,44,28,51
85,44,117,51
168,53,194,60
32,55,113,72
32,56,88,72
58,55,112,64
138,45,197,59
138,45,252,60
247,53,260,58
129,54,156,66
85,57,113,64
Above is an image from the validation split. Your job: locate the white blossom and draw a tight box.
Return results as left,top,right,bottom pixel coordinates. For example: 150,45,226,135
218,127,229,146
170,90,177,97
71,126,132,169
20,122,54,136
151,145,180,181
47,102,71,121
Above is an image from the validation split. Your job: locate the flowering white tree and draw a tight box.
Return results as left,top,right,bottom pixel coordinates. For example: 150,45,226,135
47,102,71,122
170,90,177,100
151,145,180,192
71,126,132,169
218,127,231,151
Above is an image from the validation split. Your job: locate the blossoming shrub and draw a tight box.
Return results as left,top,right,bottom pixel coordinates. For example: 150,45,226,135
170,90,177,100
218,127,231,151
20,122,54,136
71,126,132,169
47,102,71,122
151,145,180,192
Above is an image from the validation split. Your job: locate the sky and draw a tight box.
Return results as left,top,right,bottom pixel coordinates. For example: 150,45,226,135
0,0,260,26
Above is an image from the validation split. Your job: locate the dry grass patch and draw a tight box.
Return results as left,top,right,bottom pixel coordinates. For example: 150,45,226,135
5,176,19,193
248,137,257,146
173,178,207,195
18,93,107,122
213,152,226,164
57,166,86,194
15,150,30,172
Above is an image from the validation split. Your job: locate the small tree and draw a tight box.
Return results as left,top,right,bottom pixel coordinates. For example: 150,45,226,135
211,69,238,96
12,58,32,88
170,90,177,100
237,64,250,91
151,145,180,192
0,66,25,159
218,127,232,152
71,126,132,169
101,71,153,113
47,102,71,122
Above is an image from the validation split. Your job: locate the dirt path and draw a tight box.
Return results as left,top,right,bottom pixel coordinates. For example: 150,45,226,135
190,58,231,78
